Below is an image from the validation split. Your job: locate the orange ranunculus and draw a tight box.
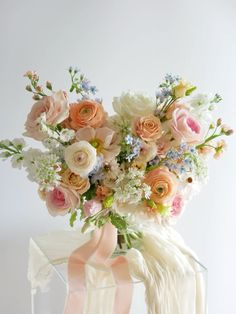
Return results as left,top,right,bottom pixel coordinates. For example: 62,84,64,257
144,167,178,204
69,100,107,130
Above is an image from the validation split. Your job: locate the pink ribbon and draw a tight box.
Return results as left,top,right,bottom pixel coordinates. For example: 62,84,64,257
64,222,133,314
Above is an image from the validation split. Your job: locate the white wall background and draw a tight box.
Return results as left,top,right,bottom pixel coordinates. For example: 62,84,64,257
0,0,235,313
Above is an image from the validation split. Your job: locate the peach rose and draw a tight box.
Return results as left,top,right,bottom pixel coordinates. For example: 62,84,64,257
45,186,79,216
68,100,107,130
24,90,69,140
64,141,97,177
144,167,178,204
134,115,162,142
171,108,203,144
61,168,90,194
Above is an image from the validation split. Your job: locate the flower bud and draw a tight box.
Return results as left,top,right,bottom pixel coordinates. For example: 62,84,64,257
46,81,52,91
225,129,234,136
216,118,222,126
25,85,32,92
33,94,41,101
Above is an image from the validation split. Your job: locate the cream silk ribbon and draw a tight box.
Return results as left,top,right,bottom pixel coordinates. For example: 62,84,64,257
63,222,133,314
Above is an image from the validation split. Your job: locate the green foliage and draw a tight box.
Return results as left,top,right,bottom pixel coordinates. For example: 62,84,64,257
69,211,77,227
83,184,96,201
185,86,197,96
109,212,128,231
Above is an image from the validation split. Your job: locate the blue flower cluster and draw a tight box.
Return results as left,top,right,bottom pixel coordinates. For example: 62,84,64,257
164,143,196,175
164,74,181,85
124,135,142,162
68,66,98,99
156,73,181,104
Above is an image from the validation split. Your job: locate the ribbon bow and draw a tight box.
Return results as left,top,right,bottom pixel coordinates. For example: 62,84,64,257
64,222,133,314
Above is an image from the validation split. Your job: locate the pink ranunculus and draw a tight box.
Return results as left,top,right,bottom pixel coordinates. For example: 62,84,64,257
45,186,79,216
171,108,203,144
24,90,69,140
171,194,184,216
83,199,102,217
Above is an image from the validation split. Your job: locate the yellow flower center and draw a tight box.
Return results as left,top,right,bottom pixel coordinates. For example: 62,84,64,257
90,139,103,152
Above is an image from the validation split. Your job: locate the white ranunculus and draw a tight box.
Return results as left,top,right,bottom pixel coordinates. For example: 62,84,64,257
112,92,156,120
64,141,97,177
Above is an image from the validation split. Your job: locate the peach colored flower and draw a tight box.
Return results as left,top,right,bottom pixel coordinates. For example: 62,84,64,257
68,100,107,130
132,142,157,169
134,115,162,142
171,108,203,144
198,145,214,156
64,141,97,177
45,186,79,216
83,199,102,217
156,135,173,157
96,185,112,200
61,168,90,194
214,139,227,159
24,90,69,140
144,167,178,204
76,127,120,162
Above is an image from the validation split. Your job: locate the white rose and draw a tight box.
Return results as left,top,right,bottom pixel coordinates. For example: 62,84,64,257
112,92,156,120
64,141,97,177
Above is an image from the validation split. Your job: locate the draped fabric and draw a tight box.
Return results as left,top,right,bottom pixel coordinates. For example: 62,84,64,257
28,224,207,314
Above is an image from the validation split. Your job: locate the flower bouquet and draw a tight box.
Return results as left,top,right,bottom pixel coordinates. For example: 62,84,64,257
0,68,233,314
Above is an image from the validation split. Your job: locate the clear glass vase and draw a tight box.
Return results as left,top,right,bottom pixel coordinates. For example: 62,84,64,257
30,232,207,314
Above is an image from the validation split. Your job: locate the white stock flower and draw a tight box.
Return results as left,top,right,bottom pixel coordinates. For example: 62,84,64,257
59,129,75,142
11,154,24,169
112,92,156,120
23,148,61,190
11,138,26,148
64,141,97,177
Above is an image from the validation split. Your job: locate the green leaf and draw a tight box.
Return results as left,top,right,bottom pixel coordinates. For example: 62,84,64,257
69,85,75,93
83,184,96,201
110,213,127,231
69,211,77,227
81,220,91,233
185,86,197,96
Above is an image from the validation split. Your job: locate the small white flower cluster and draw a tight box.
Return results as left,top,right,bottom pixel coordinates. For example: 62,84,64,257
23,148,61,191
38,113,75,143
42,138,65,159
114,168,151,204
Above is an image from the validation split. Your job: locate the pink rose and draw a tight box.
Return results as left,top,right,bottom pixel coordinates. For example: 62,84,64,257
83,200,102,217
45,186,79,216
24,90,69,140
171,108,203,144
171,194,184,216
